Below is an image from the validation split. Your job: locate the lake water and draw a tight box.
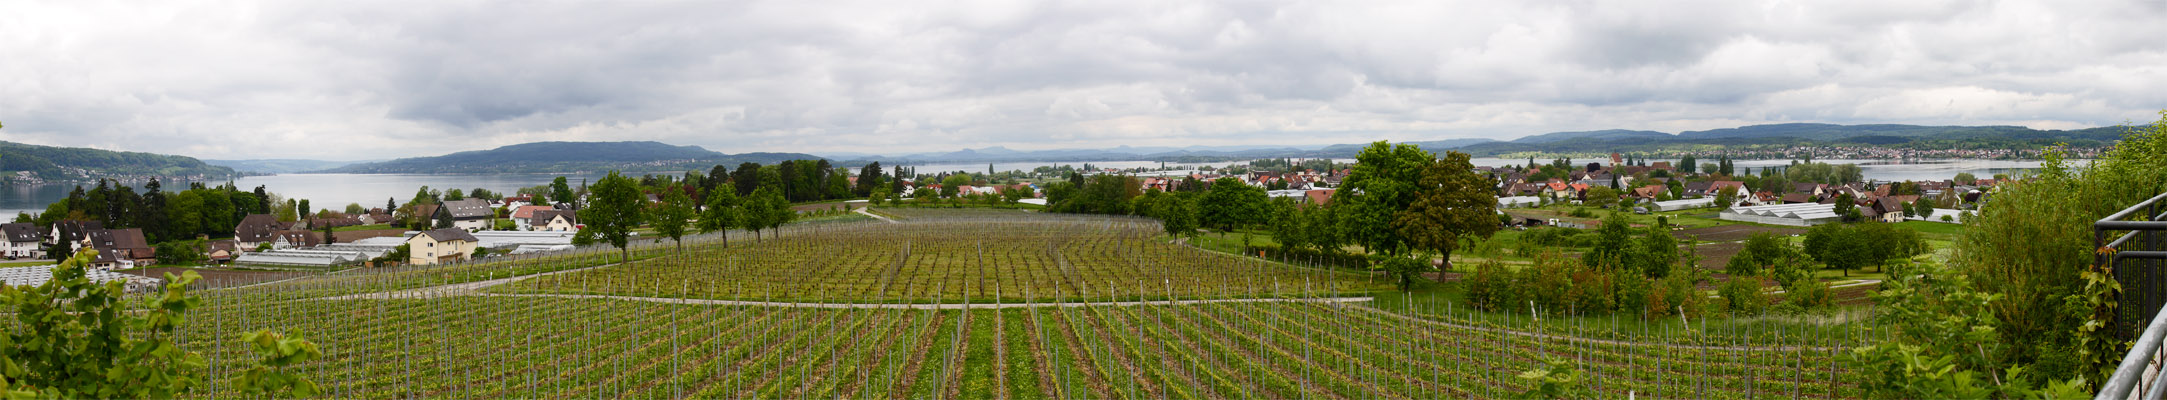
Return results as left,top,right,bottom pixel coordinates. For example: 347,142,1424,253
1,158,2053,218
1,173,611,219
1469,158,2053,182
900,160,1246,174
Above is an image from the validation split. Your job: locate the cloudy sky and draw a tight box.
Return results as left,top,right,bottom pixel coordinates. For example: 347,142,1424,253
2,0,2163,160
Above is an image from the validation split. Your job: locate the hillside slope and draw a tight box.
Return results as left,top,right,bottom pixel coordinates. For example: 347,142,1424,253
316,141,821,174
0,141,237,181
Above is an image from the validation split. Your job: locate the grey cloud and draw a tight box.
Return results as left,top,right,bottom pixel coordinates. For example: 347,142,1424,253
0,0,2162,160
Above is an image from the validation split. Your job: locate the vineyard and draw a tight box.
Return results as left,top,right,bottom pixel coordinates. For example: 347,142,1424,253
490,210,1387,303
144,209,1869,398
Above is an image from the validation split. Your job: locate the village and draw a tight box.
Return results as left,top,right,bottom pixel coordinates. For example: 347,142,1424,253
0,149,2003,285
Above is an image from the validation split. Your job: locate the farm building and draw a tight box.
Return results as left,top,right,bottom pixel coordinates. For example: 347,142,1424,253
1650,197,1717,212
315,243,400,260
1718,203,1840,226
0,264,162,292
1497,196,1541,208
507,244,577,255
470,231,576,249
233,249,372,268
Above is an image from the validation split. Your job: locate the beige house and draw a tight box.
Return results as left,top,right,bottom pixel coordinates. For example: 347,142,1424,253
532,210,579,232
405,228,479,265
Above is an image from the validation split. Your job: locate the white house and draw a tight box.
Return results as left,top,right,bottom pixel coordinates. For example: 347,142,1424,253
1,223,42,259
510,205,556,231
440,199,496,231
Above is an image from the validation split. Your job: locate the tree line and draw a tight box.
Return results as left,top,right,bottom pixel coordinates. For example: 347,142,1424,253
1042,141,1504,289
12,180,301,263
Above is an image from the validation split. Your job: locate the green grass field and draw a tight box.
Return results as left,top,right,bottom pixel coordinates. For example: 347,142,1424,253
0,259,50,267
332,223,396,232
1892,220,1965,237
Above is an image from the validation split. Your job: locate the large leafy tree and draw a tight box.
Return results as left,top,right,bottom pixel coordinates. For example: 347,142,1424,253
1802,223,1877,277
741,187,776,240
1584,213,1635,270
1334,141,1433,258
855,162,885,197
698,186,741,247
1266,198,1307,252
1148,192,1200,238
1832,192,1860,222
1391,151,1500,285
757,187,794,239
573,171,645,263
1198,177,1269,231
651,188,696,253
732,162,763,196
550,177,576,208
1050,175,1138,215
940,174,971,198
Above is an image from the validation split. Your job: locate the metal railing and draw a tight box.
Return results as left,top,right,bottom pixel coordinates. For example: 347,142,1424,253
2094,190,2167,400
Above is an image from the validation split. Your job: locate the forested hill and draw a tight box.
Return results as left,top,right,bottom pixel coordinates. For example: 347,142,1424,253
0,140,237,181
314,141,821,174
1435,123,2138,157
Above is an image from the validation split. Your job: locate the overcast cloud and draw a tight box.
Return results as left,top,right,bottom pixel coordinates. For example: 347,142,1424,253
2,0,2163,160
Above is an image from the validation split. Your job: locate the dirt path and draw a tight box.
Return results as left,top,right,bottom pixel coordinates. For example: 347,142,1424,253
1768,279,1881,295
458,293,1374,310
318,263,618,300
1339,303,1849,352
858,208,899,224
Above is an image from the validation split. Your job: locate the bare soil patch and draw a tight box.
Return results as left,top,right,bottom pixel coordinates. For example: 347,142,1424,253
1691,242,1744,271
791,202,852,212
117,267,314,288
332,229,408,243
1672,225,1803,242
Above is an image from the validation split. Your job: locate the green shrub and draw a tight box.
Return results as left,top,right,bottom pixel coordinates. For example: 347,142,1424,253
1519,227,1581,247
1784,277,1832,309
1718,276,1768,316
1523,252,1579,313
1568,207,1593,218
1611,269,1651,313
1646,271,1708,319
1563,269,1616,314
1464,261,1516,312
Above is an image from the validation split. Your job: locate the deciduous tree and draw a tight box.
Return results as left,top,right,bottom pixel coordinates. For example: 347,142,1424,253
1335,141,1432,258
573,171,644,263
1198,177,1269,231
1391,151,1500,285
699,186,741,247
652,188,695,253
758,186,793,238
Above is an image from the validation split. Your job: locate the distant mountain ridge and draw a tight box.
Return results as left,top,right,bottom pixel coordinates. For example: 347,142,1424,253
203,159,367,174
226,122,2139,175
826,122,2130,163
1441,123,2132,156
315,141,821,174
0,140,236,181
1510,129,1672,143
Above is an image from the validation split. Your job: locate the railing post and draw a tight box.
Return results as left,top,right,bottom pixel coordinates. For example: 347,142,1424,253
2097,190,2167,399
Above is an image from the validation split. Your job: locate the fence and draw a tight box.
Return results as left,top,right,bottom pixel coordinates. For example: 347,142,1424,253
2093,190,2167,400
